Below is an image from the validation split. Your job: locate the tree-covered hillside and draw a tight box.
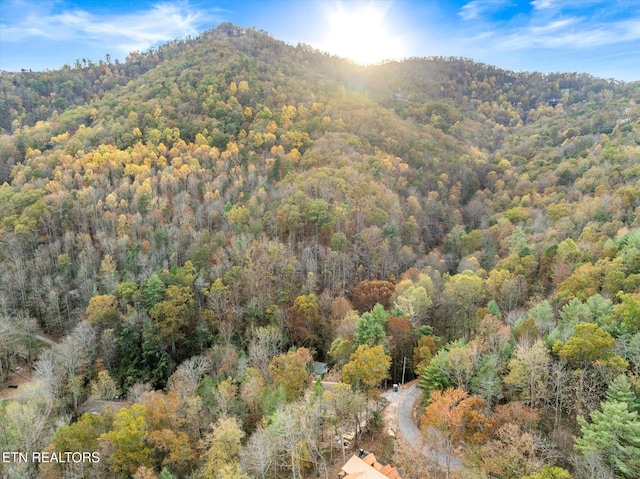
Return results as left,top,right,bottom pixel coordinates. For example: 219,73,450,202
1,24,639,479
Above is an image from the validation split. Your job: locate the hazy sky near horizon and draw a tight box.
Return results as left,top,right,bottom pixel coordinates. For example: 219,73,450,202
1,0,639,81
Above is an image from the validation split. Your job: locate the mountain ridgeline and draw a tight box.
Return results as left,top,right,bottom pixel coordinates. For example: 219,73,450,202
1,23,640,479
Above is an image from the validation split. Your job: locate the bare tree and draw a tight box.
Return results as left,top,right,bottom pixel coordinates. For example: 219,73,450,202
394,438,437,479
572,450,614,479
0,315,14,382
33,349,63,401
242,426,278,479
548,360,569,434
323,382,366,463
248,325,285,380
272,402,305,479
55,321,97,412
168,354,211,397
297,396,329,479
0,381,56,478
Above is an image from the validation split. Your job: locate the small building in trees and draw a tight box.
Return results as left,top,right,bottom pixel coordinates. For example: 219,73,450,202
339,452,402,479
312,361,328,376
77,398,131,415
227,27,246,37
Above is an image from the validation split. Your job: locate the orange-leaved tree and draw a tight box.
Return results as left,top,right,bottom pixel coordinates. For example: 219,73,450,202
421,388,488,479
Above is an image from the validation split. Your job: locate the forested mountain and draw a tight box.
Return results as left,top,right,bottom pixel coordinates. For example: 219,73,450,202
1,24,639,479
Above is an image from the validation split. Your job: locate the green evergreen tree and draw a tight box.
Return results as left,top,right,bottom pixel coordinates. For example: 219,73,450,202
606,374,639,413
486,300,501,318
575,400,640,478
354,303,388,346
418,348,450,394
160,467,177,479
142,273,166,310
510,226,532,257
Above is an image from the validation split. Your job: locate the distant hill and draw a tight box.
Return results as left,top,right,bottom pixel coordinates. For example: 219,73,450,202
1,22,639,333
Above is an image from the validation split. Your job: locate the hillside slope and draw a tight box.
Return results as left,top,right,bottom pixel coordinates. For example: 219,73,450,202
1,24,640,479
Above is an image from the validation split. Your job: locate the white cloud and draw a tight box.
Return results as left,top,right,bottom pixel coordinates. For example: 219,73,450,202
530,0,618,11
455,0,640,53
1,1,218,55
496,18,640,50
459,0,513,21
529,18,576,34
530,0,554,8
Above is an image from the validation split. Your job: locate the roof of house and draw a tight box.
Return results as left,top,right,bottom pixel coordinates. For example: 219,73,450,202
338,453,402,479
77,398,131,415
312,361,328,375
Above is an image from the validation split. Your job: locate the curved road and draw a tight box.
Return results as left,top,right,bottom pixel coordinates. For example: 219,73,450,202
384,383,463,471
397,382,423,445
35,334,58,347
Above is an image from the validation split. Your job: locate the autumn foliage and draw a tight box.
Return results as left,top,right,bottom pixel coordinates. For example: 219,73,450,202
1,20,640,479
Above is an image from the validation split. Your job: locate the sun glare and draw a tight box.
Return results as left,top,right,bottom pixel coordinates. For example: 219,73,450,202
319,3,404,65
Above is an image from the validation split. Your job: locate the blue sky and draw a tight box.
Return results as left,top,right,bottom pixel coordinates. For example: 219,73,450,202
1,0,639,81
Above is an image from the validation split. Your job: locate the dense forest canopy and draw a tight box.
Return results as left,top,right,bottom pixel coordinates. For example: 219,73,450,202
1,23,639,479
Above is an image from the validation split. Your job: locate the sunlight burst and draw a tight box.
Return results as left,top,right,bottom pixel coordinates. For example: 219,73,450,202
318,2,405,64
